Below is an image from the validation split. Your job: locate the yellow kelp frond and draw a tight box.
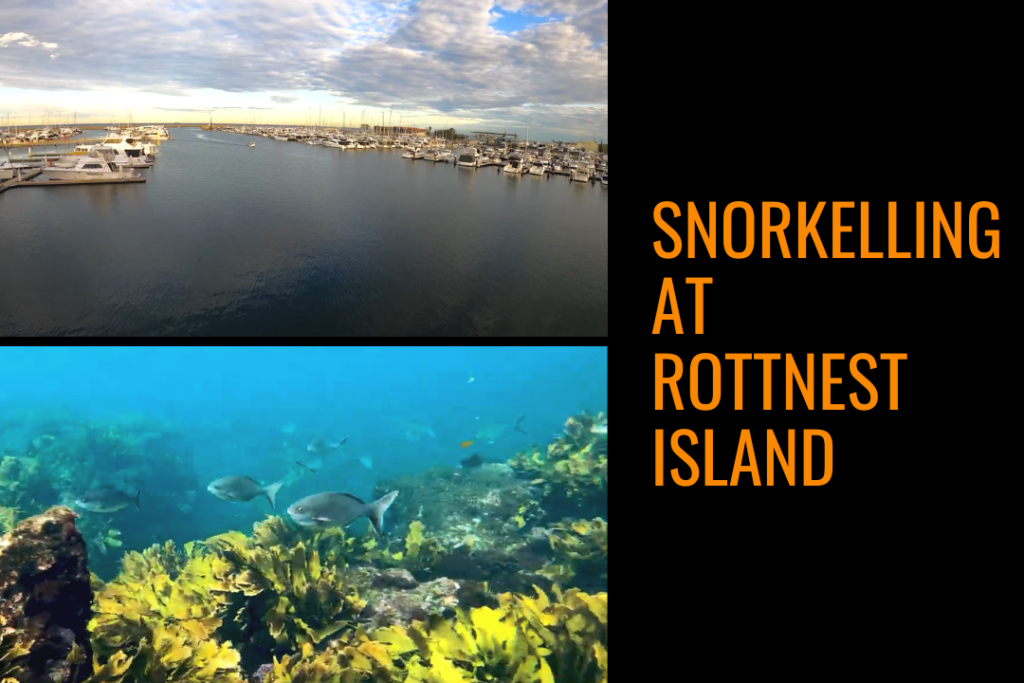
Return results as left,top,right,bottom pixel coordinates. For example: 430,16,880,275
405,520,425,559
373,586,608,683
507,412,608,507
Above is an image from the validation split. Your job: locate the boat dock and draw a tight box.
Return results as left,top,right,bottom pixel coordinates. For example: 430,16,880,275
0,169,44,193
0,171,145,193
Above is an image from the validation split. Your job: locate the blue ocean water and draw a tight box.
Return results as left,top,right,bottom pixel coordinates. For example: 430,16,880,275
0,346,607,571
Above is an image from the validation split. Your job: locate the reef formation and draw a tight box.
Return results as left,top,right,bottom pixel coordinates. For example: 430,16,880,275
0,506,93,683
2,410,608,682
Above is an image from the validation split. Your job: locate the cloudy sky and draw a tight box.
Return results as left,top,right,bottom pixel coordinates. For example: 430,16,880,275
0,0,607,141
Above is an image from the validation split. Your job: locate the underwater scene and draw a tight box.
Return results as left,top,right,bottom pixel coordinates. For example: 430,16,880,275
0,347,607,683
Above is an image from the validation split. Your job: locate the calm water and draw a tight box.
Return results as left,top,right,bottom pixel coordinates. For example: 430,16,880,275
0,130,607,336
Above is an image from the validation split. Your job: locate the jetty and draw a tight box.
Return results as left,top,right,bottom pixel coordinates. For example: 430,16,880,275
0,171,145,194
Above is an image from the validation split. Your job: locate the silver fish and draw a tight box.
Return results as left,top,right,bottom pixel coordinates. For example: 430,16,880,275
76,485,140,513
307,434,349,454
287,490,398,535
475,415,527,443
403,421,436,441
207,476,287,510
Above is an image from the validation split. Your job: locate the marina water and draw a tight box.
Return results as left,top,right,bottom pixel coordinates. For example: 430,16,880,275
0,129,607,336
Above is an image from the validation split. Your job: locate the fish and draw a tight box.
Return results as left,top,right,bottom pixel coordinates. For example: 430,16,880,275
287,490,399,536
475,415,527,443
467,375,475,383
280,422,298,435
460,440,474,449
307,435,349,454
460,453,492,468
294,450,372,474
76,485,141,513
206,476,287,510
403,421,436,441
590,422,607,436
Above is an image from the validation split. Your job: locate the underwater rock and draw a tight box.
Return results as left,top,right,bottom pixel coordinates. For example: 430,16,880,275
356,568,460,629
0,506,93,683
371,567,418,590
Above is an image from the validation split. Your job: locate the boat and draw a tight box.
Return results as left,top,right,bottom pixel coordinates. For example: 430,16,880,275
0,160,40,180
600,174,607,186
90,146,152,168
503,155,525,174
571,165,591,182
528,161,546,176
457,148,479,167
250,141,256,147
43,152,141,180
413,149,425,160
274,135,289,141
93,135,157,161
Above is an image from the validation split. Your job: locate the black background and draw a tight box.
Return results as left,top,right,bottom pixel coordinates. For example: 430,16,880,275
612,36,1014,660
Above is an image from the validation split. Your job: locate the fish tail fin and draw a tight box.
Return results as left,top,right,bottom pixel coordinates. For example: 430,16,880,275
133,490,141,511
264,480,286,510
367,490,398,536
514,415,528,434
359,456,373,470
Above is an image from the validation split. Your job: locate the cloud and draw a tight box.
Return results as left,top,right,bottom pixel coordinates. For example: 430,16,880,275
0,0,607,136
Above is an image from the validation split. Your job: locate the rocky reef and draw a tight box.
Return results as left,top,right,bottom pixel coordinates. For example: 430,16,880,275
0,506,93,683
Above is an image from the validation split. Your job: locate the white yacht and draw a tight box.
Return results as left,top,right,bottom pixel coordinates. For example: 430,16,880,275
600,173,608,186
274,134,289,141
91,146,152,168
528,161,546,176
402,149,415,159
457,148,479,167
413,149,425,160
571,165,591,182
44,152,141,180
0,160,40,180
92,135,158,160
250,141,256,147
503,155,525,174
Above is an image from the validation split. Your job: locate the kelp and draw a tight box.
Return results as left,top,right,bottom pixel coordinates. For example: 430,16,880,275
508,412,607,512
370,585,607,683
86,542,244,682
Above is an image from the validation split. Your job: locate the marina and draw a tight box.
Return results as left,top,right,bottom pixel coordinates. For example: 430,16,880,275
0,127,607,336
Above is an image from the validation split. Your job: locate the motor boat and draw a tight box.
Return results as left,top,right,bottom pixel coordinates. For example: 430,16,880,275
457,148,479,167
44,152,141,180
529,161,546,176
250,141,256,147
0,159,40,180
90,146,152,168
503,155,525,174
571,165,591,182
600,174,607,186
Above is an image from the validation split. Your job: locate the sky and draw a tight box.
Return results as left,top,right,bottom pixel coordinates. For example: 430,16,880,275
0,0,608,142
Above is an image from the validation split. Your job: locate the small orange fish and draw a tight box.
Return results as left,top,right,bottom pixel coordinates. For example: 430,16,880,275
460,440,474,449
